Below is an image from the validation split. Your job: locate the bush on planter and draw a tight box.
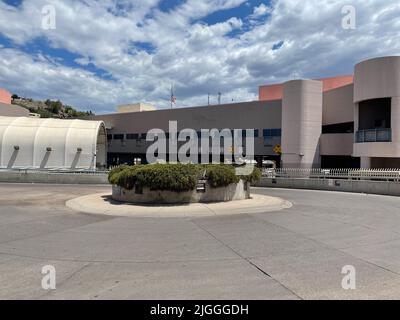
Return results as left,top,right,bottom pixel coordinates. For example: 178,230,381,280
109,164,199,192
108,164,130,185
240,166,262,184
135,164,199,192
201,164,240,188
108,163,261,192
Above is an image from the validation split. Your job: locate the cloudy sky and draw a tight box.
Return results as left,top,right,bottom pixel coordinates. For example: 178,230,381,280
0,0,399,113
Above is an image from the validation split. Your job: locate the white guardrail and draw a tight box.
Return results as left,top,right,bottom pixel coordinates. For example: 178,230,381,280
0,168,109,175
262,168,400,182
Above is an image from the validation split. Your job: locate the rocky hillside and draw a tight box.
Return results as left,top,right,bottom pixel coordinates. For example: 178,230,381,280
11,95,94,119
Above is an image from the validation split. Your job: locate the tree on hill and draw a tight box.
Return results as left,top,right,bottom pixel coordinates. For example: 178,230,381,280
12,95,94,118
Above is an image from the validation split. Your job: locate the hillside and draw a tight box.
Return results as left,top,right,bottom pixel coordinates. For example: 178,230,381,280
11,94,94,119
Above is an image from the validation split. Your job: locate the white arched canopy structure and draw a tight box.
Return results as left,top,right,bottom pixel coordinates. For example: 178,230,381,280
0,117,107,170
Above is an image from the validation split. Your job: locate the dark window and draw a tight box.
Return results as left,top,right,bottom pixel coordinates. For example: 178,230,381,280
263,129,281,137
107,134,113,140
321,156,360,169
271,129,282,137
113,134,124,140
374,119,385,128
241,130,259,138
126,134,139,140
322,122,354,134
263,129,271,137
359,98,391,130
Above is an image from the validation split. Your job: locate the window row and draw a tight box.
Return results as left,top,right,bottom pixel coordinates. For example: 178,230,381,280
108,129,282,141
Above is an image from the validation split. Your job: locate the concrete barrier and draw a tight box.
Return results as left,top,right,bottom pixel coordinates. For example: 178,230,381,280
0,171,108,184
112,180,250,204
255,177,400,196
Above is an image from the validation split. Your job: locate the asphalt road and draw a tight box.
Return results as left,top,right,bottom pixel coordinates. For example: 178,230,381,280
1,183,400,299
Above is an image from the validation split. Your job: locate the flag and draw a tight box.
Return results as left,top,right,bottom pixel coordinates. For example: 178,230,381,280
170,85,176,105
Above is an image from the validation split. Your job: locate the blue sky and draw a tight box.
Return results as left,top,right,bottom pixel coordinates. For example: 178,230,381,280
0,0,399,113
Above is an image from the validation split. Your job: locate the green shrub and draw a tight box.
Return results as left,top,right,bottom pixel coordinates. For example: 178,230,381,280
108,164,130,185
135,163,199,192
240,166,262,184
202,164,239,188
109,164,199,192
108,163,258,192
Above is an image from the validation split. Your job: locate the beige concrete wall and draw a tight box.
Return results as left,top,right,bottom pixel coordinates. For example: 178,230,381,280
281,80,323,168
0,103,29,117
320,133,353,156
0,171,108,184
353,56,400,160
112,180,250,204
354,142,398,158
354,56,400,103
323,84,354,125
256,177,400,197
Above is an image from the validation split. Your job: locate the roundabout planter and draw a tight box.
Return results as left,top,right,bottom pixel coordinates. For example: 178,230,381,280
112,180,250,204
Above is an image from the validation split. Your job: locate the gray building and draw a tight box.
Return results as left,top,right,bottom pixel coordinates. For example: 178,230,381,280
88,100,283,167
86,56,400,169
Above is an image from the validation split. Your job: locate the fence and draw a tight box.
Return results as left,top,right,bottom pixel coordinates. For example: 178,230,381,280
356,128,392,143
262,168,400,182
0,168,109,175
0,168,109,184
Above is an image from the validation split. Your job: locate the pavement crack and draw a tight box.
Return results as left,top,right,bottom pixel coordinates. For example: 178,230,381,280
190,218,303,300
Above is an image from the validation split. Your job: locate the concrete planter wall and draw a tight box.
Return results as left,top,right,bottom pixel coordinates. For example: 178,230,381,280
0,170,108,184
255,177,400,197
112,180,250,204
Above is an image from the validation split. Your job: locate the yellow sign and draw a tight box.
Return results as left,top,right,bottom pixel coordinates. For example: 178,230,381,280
273,144,282,155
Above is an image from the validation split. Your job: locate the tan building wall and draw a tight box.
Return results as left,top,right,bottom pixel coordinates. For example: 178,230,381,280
323,84,354,125
320,133,353,156
281,80,323,168
0,103,30,117
353,56,400,161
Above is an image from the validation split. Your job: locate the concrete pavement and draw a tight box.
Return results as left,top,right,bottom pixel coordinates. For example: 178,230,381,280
1,184,400,299
66,192,292,217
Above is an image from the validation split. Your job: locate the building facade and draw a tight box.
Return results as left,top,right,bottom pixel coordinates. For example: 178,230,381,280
83,56,400,169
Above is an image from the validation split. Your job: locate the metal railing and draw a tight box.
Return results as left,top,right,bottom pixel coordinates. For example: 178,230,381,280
356,128,392,143
262,168,400,182
0,167,109,175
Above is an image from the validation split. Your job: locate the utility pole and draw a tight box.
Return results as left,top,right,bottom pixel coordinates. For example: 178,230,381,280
217,92,222,105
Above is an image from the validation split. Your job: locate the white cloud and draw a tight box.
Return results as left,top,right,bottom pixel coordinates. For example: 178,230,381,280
0,0,399,113
251,3,272,18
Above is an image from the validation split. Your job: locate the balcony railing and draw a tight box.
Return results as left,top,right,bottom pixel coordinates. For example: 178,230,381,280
356,128,392,143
